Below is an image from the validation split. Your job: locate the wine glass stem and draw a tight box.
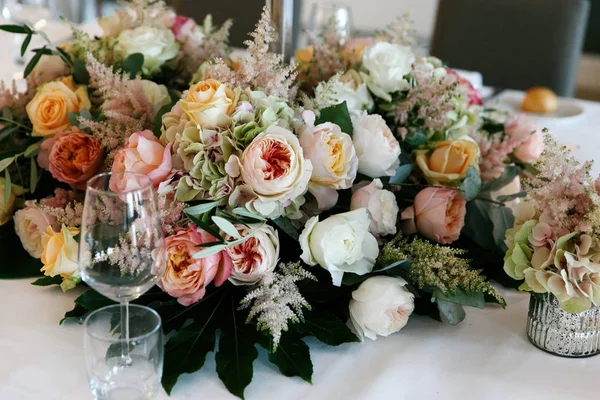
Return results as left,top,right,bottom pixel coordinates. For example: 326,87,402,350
121,300,132,366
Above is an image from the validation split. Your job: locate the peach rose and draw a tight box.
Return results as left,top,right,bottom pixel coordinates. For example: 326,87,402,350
400,187,466,244
504,115,544,164
180,79,237,128
41,225,80,291
14,201,57,258
158,225,232,306
38,131,103,190
415,137,479,184
111,130,172,191
295,46,314,63
26,76,91,137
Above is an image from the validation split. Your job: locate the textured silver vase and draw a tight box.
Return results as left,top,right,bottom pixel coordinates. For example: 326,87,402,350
527,292,600,357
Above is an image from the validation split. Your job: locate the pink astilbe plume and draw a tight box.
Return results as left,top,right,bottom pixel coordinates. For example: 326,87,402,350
375,12,416,47
473,131,522,183
0,80,35,122
526,134,600,234
39,189,84,227
203,7,298,102
299,28,344,91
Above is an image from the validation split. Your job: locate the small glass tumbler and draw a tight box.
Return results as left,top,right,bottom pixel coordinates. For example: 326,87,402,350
84,304,163,400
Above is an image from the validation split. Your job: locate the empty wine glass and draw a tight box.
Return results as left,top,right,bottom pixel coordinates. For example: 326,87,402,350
84,304,163,400
79,172,166,368
307,2,353,45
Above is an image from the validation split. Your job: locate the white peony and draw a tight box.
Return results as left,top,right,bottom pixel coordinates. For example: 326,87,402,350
140,80,172,114
115,26,179,74
299,208,379,286
298,113,358,210
352,112,401,178
349,276,415,340
350,179,399,238
14,201,57,259
360,42,415,102
225,224,279,286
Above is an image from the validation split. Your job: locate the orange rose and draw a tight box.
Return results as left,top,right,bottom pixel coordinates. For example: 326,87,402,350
26,76,91,137
38,131,103,190
415,137,479,183
180,79,237,128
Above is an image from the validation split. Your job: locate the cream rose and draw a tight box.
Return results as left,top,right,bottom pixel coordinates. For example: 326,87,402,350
224,223,280,286
361,42,415,101
300,208,379,286
141,80,171,115
237,126,313,218
350,179,399,238
415,137,479,184
349,276,415,340
352,112,401,178
41,225,80,291
26,76,91,137
115,26,179,74
180,79,237,128
298,113,358,210
314,70,374,116
14,201,57,258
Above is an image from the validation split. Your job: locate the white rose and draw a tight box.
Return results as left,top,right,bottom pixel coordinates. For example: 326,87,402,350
298,115,358,210
300,208,379,286
115,26,179,74
237,126,313,218
349,276,415,340
225,224,279,286
314,70,374,116
14,201,57,259
351,179,399,238
140,80,171,115
352,112,401,178
361,42,415,102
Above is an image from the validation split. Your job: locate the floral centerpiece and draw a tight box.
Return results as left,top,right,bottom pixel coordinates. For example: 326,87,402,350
0,1,549,397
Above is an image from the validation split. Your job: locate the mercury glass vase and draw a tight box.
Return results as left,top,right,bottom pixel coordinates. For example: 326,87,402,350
527,292,600,357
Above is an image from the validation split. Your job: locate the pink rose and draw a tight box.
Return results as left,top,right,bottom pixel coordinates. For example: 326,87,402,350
111,130,172,191
158,224,232,306
400,187,466,244
350,179,399,238
445,68,482,106
504,115,544,164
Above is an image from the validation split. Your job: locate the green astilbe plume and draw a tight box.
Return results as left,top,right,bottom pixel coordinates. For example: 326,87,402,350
378,235,505,306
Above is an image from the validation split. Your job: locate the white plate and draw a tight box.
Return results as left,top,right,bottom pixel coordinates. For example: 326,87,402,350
490,92,585,122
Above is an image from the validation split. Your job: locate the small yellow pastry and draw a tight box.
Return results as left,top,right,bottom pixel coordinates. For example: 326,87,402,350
521,87,558,114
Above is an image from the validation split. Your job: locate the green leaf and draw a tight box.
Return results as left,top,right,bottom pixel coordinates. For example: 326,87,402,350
20,33,32,57
389,164,413,185
73,59,90,85
153,103,172,138
462,199,497,252
184,201,219,216
192,244,229,259
292,308,359,346
4,169,11,204
185,212,223,240
272,217,299,241
232,207,266,221
266,334,313,383
481,165,519,193
434,288,485,309
1,107,13,121
212,216,241,239
123,53,145,78
404,131,428,148
0,156,14,173
0,125,19,142
496,191,527,203
37,30,50,43
54,46,73,67
24,141,41,158
0,222,43,279
31,275,62,286
489,203,514,252
60,304,88,325
436,299,466,325
0,24,29,34
23,46,45,78
74,289,115,311
215,296,259,399
458,166,481,201
315,101,353,136
30,160,37,193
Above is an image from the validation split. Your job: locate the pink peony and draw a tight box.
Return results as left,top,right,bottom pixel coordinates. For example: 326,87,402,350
400,187,466,244
111,130,172,191
504,115,544,164
158,224,232,306
445,67,482,106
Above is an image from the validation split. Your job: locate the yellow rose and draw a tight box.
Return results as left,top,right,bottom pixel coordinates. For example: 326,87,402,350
415,137,479,183
180,79,237,128
26,76,91,137
0,177,23,225
41,225,79,288
295,46,314,63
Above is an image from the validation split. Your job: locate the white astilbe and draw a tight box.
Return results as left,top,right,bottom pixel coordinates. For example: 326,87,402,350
376,12,416,47
239,262,315,350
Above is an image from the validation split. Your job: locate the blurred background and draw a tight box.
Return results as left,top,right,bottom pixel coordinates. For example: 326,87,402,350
6,0,600,99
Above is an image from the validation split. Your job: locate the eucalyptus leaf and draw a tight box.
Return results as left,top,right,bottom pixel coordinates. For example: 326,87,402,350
436,299,466,325
123,53,145,78
37,30,50,43
434,288,485,309
55,46,73,66
458,166,481,201
184,201,219,216
389,164,413,185
489,204,514,252
30,160,37,193
212,216,241,239
192,244,228,259
185,212,222,240
23,46,45,78
4,169,11,204
405,131,428,148
496,191,527,203
0,24,29,34
314,101,353,136
481,165,519,192
232,207,266,221
24,141,41,158
462,199,497,252
20,33,32,57
1,107,12,121
0,126,19,142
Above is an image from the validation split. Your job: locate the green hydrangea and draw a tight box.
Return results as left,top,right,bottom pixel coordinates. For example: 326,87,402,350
503,220,536,280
